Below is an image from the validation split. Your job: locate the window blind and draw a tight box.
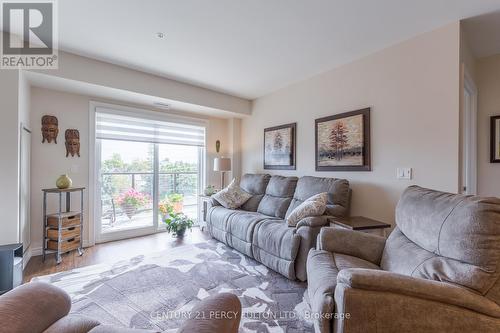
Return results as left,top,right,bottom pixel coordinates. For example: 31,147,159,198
95,109,206,147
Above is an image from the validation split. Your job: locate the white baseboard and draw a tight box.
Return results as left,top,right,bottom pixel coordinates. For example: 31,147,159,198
23,247,32,270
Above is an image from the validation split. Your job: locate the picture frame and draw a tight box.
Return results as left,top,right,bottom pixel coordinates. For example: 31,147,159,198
315,108,371,171
264,123,296,170
491,115,500,163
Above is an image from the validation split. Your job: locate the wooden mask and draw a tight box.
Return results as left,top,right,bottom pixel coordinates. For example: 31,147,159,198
65,129,80,157
41,115,59,143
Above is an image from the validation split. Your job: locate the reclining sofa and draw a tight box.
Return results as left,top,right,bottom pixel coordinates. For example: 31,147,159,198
207,173,351,281
306,185,500,332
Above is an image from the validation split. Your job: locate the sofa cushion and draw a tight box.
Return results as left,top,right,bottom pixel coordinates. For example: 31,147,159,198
381,227,500,297
286,176,350,218
212,179,252,209
252,218,301,279
384,186,500,303
252,219,300,261
227,211,274,243
286,192,328,226
239,174,271,212
207,206,237,232
395,186,500,272
257,175,298,218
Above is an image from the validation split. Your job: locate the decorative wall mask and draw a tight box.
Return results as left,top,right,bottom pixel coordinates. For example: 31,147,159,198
216,140,221,153
41,115,59,143
65,129,80,157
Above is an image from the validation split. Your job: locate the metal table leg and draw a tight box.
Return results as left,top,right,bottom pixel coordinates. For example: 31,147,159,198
78,189,84,256
42,191,47,262
56,193,62,264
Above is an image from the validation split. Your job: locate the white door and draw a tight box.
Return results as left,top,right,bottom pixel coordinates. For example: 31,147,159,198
462,72,478,195
19,125,31,253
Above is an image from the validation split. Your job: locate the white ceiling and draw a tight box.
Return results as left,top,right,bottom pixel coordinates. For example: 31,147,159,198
58,0,500,99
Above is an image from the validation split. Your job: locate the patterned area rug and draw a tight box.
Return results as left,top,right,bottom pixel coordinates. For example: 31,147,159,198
33,240,314,332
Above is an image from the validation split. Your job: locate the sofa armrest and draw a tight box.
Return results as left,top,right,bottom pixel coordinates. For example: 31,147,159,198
317,227,386,265
0,282,71,333
177,293,242,333
295,215,330,229
209,196,221,206
337,269,500,318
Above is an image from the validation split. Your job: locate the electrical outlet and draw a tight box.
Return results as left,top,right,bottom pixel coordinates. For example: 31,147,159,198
397,168,412,180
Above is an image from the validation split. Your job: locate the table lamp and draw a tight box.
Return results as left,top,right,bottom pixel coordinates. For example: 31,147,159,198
214,157,231,189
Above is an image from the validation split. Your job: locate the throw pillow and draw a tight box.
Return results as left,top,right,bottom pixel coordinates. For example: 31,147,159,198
212,179,253,209
286,192,328,226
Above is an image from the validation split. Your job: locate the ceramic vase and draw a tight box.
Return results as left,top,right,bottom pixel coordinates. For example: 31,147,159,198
56,174,72,189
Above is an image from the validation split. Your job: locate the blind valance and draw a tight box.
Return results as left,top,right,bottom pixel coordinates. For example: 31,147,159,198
95,108,206,147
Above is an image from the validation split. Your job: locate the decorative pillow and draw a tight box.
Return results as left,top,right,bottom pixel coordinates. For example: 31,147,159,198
286,192,328,226
212,179,253,209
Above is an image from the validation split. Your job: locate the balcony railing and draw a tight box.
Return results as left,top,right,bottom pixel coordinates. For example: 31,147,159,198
101,171,198,193
100,171,199,232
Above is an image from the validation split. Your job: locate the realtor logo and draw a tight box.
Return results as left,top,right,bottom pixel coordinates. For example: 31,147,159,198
1,0,58,69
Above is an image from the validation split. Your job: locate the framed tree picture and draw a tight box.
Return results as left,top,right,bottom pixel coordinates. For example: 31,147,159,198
491,115,500,163
315,108,371,171
264,123,296,170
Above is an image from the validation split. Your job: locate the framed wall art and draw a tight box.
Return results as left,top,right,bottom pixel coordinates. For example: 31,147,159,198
491,115,500,163
264,123,296,170
315,108,371,171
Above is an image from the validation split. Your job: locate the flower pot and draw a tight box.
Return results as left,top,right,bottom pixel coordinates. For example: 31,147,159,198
121,203,138,219
175,228,186,238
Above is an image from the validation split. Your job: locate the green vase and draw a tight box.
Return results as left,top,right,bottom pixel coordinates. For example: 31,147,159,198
56,174,72,189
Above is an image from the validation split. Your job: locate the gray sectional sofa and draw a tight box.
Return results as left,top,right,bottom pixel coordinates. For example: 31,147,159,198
207,173,350,281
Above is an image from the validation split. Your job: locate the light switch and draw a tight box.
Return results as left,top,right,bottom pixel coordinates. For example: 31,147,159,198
397,168,412,180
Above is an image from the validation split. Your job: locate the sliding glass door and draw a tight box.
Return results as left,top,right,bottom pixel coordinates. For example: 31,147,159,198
94,108,205,243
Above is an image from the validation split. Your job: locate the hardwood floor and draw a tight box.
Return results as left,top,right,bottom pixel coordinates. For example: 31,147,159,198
23,227,211,283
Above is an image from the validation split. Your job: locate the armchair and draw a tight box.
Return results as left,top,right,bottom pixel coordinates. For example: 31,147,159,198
306,185,500,333
0,282,242,333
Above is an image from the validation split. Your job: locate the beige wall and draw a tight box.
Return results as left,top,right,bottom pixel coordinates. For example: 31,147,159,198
29,87,230,252
0,68,20,245
241,23,461,224
477,54,500,197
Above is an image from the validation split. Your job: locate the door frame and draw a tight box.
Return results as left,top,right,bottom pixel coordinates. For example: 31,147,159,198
88,101,207,244
462,69,478,195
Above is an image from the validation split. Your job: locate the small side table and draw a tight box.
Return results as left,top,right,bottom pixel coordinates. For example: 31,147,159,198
329,216,391,236
42,187,85,264
199,195,213,231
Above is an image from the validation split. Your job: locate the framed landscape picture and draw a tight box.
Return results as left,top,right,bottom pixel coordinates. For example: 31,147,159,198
315,108,371,171
491,115,500,163
264,123,296,170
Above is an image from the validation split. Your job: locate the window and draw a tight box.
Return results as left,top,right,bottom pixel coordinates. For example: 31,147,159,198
93,105,206,242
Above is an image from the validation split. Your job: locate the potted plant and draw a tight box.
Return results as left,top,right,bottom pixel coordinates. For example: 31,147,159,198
116,188,150,219
204,185,217,196
163,211,194,238
167,193,184,213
